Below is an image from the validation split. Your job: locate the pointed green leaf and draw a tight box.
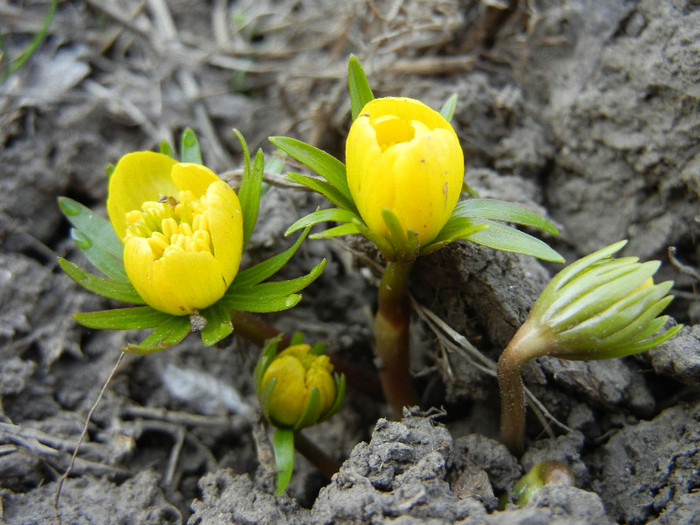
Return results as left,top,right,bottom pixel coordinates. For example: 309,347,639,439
549,261,660,330
231,228,311,289
547,241,627,295
269,137,351,199
285,208,360,236
237,135,264,248
224,259,327,312
125,315,191,355
273,428,295,494
200,301,234,346
160,140,174,158
561,323,683,361
259,376,277,420
180,128,203,164
58,197,123,260
320,373,346,422
309,222,362,239
69,229,128,281
348,55,375,120
290,332,306,346
453,199,559,235
74,306,171,330
254,336,282,392
466,221,565,262
223,293,302,313
294,387,322,430
58,258,143,304
420,219,488,256
287,172,357,212
440,93,458,122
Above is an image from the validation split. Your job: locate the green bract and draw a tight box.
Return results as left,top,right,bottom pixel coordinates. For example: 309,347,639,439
59,129,325,354
526,240,681,360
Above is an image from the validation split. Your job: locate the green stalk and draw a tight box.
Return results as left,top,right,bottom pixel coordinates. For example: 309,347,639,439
375,259,420,416
228,310,290,348
497,318,551,456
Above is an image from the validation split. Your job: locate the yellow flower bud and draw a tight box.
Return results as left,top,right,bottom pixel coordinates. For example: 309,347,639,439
107,152,243,315
261,344,337,429
346,97,464,247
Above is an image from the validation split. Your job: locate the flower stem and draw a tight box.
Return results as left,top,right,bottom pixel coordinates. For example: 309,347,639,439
375,259,420,416
228,310,290,348
498,318,550,456
294,430,342,480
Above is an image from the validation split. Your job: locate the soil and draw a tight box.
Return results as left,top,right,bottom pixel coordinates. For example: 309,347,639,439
1,0,699,524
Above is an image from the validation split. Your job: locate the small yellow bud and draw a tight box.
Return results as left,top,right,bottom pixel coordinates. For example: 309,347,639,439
345,97,464,247
107,152,243,315
261,344,337,429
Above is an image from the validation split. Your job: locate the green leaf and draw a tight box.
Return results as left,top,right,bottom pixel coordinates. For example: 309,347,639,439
269,137,351,199
223,259,327,312
420,219,488,256
273,428,295,494
74,306,171,330
440,93,458,122
546,241,627,296
125,315,191,355
223,293,302,313
160,140,174,158
309,222,362,239
453,199,560,235
466,221,565,262
549,261,660,330
294,387,321,430
348,54,375,120
69,229,128,281
180,128,203,164
287,172,357,212
320,373,346,422
254,336,282,392
58,258,143,304
200,302,234,346
236,132,264,249
285,208,360,236
232,228,311,289
58,197,123,260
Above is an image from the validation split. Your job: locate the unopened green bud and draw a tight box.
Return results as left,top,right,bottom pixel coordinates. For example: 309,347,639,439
516,240,681,362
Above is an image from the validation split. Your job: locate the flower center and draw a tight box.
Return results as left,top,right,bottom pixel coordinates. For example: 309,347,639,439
372,115,415,151
124,190,213,259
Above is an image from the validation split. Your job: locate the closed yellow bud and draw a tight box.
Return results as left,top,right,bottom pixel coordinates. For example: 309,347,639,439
346,97,464,247
261,344,336,428
107,152,243,315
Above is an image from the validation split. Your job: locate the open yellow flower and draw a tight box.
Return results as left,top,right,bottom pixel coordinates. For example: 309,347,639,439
346,97,464,247
261,344,337,428
107,151,243,315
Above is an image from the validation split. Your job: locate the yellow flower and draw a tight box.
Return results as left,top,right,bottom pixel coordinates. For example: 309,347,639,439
107,152,243,315
261,344,336,428
346,97,464,247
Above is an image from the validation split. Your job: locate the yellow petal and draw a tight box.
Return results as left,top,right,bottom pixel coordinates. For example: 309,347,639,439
124,237,228,315
205,180,243,287
170,163,220,198
107,152,179,240
263,355,307,427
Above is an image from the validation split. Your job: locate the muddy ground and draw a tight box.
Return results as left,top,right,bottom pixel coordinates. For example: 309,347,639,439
1,0,699,523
